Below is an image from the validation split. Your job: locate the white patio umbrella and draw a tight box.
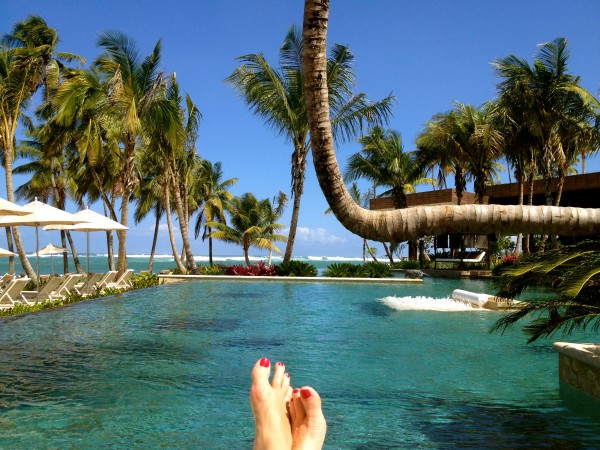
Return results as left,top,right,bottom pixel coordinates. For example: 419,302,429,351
0,199,90,299
0,198,32,217
37,243,69,274
0,247,16,257
44,207,128,274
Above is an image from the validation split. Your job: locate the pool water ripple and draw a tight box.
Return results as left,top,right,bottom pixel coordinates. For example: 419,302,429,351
0,278,598,448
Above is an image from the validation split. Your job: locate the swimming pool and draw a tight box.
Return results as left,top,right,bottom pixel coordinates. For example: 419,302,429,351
0,277,598,448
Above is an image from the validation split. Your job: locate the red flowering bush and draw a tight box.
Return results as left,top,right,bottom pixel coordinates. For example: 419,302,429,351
502,254,519,264
224,261,277,276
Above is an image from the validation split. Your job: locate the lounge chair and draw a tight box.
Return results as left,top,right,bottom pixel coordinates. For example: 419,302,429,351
95,271,117,289
20,276,65,304
0,278,30,309
0,273,14,290
104,269,135,290
73,273,104,296
49,273,84,300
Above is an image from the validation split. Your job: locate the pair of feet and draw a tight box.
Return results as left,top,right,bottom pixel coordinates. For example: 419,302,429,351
250,357,327,450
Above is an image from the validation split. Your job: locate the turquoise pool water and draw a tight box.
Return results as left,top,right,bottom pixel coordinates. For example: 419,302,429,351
0,277,598,448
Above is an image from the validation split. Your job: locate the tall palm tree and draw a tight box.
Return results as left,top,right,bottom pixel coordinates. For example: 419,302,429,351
301,0,600,245
0,16,81,280
93,32,182,275
227,25,394,264
493,38,600,208
208,193,287,267
193,160,238,267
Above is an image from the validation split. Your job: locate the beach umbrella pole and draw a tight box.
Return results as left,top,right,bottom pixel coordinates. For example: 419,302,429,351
36,226,40,302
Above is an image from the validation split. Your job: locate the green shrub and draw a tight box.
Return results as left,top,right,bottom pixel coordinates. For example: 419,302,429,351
323,262,392,278
129,273,160,289
275,261,318,277
197,265,224,275
392,259,421,270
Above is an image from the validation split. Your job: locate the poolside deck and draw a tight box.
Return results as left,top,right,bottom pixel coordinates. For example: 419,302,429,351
158,274,424,284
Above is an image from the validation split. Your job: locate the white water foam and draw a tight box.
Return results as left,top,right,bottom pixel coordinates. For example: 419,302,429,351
379,295,484,312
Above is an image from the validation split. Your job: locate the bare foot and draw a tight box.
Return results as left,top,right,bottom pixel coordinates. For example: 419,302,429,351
289,386,327,450
250,357,293,450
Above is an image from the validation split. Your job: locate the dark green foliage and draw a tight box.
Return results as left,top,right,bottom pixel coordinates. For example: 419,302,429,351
323,262,392,278
197,265,225,275
392,259,421,270
129,273,160,289
275,261,318,277
491,239,600,343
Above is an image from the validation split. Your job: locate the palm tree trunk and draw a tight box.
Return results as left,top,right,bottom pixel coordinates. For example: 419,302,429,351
163,182,186,273
3,139,36,281
148,212,160,272
302,0,600,243
169,169,198,273
104,200,116,271
5,227,14,274
208,228,214,267
65,230,82,273
283,144,308,264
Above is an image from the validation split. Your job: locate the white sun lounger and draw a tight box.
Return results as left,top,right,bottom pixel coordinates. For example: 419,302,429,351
104,269,134,290
73,273,104,296
48,273,84,300
95,271,118,289
0,278,31,309
20,276,65,304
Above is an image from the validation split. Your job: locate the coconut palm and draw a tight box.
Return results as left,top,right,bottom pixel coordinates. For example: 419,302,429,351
493,38,600,208
301,0,600,245
491,239,600,343
208,193,287,267
227,25,394,264
194,160,238,267
93,32,182,274
0,16,82,280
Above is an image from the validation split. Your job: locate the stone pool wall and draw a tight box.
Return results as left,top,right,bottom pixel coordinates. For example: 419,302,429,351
553,342,600,400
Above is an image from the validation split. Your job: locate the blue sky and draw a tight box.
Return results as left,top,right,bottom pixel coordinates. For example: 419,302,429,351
2,1,600,259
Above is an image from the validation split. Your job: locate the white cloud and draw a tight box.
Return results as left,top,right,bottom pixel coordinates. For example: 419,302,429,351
292,227,347,245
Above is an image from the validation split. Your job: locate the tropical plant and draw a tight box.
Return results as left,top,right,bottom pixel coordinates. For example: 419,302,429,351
491,239,600,342
323,261,391,278
194,160,238,267
275,260,318,277
301,0,600,248
0,16,82,280
227,25,394,264
225,261,277,276
208,193,287,266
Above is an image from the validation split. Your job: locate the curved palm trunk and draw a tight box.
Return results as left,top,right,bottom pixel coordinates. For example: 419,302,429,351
163,182,186,273
148,212,160,272
208,228,214,267
65,230,83,273
302,0,600,242
170,172,198,273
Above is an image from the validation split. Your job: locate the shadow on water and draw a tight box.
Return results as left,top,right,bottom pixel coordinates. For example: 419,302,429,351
359,300,393,318
223,338,285,350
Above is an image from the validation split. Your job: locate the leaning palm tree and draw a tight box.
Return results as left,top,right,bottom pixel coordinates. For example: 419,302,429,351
208,193,287,267
301,0,600,246
227,25,394,264
194,160,238,267
491,239,600,343
0,16,82,280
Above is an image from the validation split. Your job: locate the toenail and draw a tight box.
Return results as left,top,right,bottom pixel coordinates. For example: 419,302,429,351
293,389,299,394
260,358,270,367
285,373,290,378
300,389,312,399
276,361,284,366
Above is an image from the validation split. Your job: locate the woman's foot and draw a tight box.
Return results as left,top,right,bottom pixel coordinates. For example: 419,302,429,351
289,387,327,450
250,357,293,450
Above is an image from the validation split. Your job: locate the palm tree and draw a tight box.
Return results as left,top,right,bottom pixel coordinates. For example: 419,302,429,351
491,239,600,343
208,193,287,267
493,38,600,209
346,126,433,260
227,25,394,264
0,16,81,280
93,32,182,274
416,102,503,205
301,0,600,245
193,160,238,267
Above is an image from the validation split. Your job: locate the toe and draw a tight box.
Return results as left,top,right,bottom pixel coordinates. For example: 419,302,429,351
251,357,271,388
299,387,323,418
271,361,286,388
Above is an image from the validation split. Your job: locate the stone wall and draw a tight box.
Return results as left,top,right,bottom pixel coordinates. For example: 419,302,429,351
553,342,600,401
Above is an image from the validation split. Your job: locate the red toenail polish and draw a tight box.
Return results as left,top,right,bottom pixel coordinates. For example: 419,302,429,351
293,389,299,394
277,362,284,366
260,358,270,367
300,389,312,399
285,373,290,378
